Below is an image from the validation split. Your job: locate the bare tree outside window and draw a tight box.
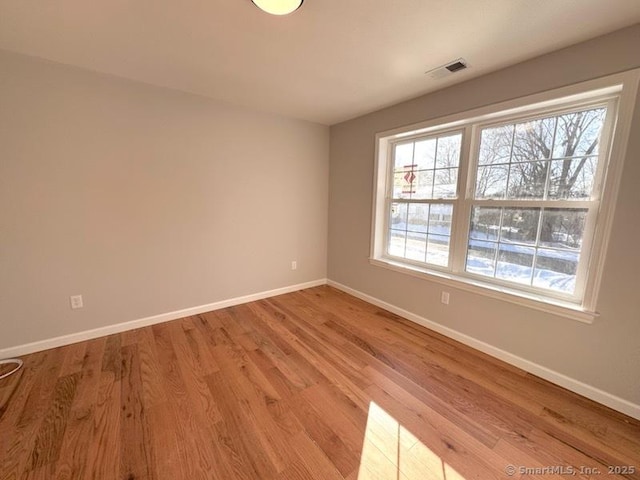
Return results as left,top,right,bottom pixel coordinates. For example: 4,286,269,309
476,108,605,201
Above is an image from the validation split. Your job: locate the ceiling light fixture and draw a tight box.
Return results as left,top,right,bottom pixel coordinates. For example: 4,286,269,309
251,0,303,15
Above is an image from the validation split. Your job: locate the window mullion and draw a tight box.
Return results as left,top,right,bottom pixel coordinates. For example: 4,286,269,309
451,125,475,273
470,199,594,209
542,118,558,201
390,198,457,206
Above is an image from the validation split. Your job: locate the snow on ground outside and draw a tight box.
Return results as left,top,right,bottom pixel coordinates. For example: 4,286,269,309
390,224,577,293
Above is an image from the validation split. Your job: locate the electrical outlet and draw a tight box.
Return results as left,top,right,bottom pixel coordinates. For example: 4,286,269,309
70,295,83,309
441,291,450,305
291,261,297,271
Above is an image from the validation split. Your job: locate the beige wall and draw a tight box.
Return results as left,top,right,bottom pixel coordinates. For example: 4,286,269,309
328,25,640,406
0,50,329,351
1,24,638,410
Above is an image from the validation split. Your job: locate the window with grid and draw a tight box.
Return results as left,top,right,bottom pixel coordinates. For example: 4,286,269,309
388,132,461,267
371,76,637,317
465,106,607,297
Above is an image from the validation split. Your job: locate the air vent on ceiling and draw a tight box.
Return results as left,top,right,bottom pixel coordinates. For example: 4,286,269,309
426,58,469,79
446,60,467,72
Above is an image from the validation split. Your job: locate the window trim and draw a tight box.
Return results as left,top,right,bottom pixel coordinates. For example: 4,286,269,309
370,70,640,323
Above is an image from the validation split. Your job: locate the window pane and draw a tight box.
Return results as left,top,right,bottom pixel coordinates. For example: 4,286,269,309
548,157,597,199
388,202,453,268
511,117,555,162
533,248,579,294
501,208,539,245
393,132,462,201
413,170,434,199
433,168,458,198
496,244,535,285
388,230,406,257
393,170,414,199
506,160,548,199
407,204,429,233
553,108,606,158
427,234,450,266
428,204,453,236
389,202,408,231
436,133,462,168
414,138,436,170
405,232,427,262
466,240,497,276
394,143,414,170
479,125,513,165
539,208,587,249
475,165,508,199
466,206,586,293
476,107,606,203
470,207,501,241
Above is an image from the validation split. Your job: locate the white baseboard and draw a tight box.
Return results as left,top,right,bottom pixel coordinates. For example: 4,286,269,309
0,279,328,359
327,279,640,421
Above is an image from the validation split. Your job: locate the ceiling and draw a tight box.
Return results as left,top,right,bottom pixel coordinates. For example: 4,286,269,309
1,1,639,125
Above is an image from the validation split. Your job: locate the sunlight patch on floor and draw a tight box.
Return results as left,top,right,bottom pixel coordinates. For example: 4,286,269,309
357,402,466,480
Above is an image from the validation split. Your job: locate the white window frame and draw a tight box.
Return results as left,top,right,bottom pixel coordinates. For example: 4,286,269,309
370,70,640,323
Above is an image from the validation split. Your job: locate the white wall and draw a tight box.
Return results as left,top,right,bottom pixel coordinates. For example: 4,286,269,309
0,50,329,351
328,25,640,411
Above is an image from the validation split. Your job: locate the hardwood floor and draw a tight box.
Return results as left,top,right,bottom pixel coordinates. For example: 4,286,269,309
1,286,638,480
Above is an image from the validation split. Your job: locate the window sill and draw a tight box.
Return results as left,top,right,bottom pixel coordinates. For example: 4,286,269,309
369,257,598,324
